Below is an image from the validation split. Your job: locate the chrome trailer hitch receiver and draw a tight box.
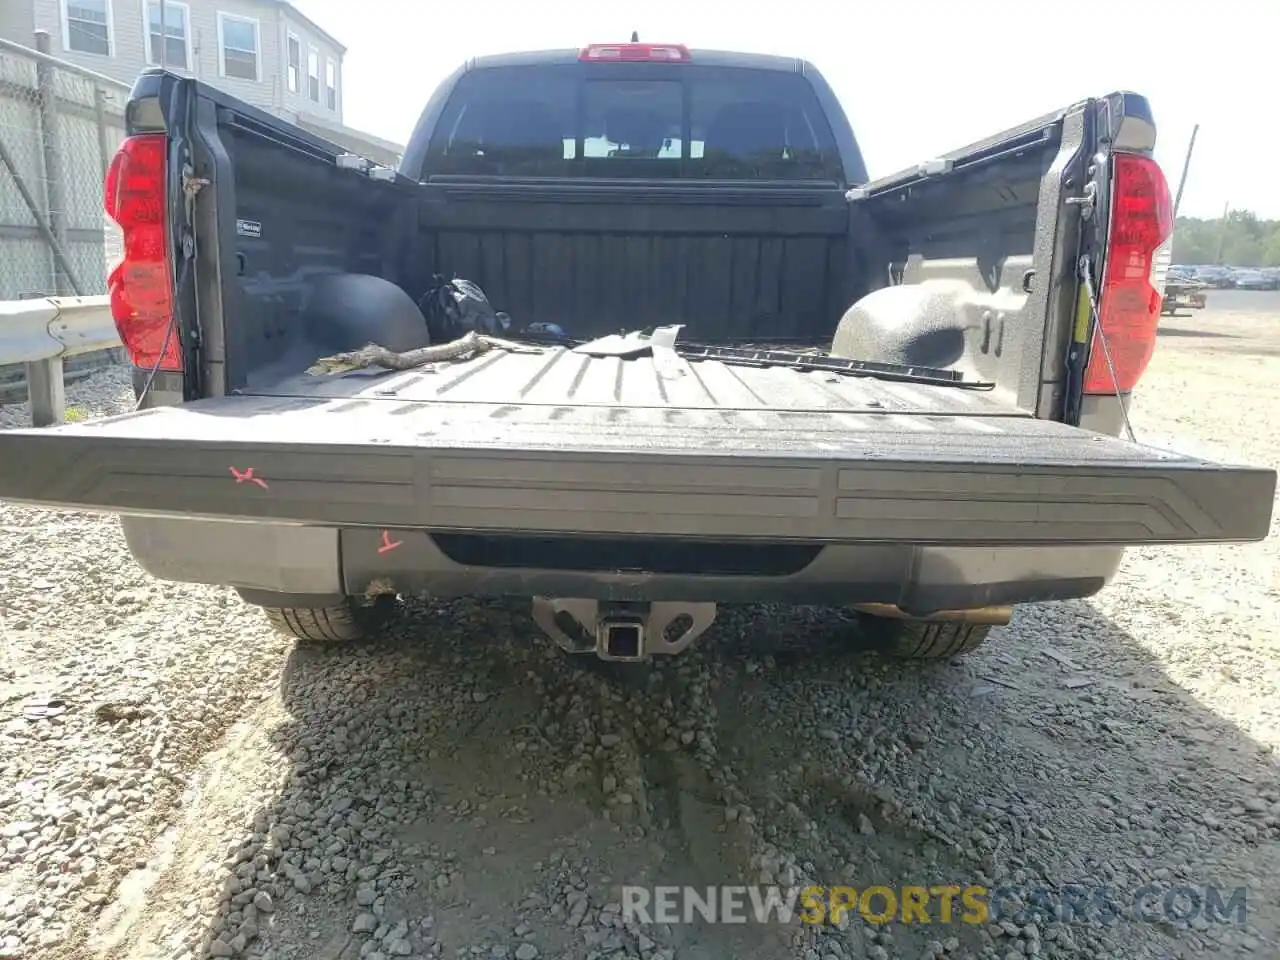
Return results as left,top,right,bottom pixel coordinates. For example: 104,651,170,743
531,598,717,662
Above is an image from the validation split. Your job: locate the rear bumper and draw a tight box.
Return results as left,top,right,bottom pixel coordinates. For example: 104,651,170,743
120,517,1126,613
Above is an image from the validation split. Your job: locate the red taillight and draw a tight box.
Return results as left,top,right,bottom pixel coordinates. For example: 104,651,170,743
1083,152,1172,395
104,133,182,372
579,43,690,62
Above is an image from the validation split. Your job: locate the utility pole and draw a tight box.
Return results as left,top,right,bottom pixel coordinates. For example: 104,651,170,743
159,0,167,68
1214,199,1230,265
1171,123,1198,221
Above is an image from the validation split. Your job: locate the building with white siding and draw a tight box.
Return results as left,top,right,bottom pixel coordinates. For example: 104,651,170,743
1,0,402,166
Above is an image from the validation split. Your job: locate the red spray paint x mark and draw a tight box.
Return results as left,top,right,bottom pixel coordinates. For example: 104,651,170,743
377,530,403,555
229,466,269,490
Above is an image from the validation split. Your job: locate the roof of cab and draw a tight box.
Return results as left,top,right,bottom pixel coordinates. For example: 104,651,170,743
465,47,806,73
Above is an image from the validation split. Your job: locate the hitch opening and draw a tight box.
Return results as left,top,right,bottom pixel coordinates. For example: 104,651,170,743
532,598,716,661
600,618,644,660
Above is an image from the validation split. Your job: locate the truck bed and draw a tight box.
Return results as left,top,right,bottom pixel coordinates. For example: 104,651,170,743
0,351,1270,547
250,343,1021,415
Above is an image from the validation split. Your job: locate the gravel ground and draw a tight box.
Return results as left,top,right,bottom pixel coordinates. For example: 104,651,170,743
1,299,1278,960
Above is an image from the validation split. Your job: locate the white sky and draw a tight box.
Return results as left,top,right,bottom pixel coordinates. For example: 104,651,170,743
293,0,1273,220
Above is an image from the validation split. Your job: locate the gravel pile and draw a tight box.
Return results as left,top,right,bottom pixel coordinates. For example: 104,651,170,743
1,310,1278,960
0,368,290,959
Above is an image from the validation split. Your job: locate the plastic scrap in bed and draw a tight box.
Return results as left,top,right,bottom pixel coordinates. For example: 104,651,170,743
573,323,683,357
574,324,687,380
377,530,403,554
229,466,269,489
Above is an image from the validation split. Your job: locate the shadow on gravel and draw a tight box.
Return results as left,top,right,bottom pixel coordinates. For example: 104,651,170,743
181,595,1278,960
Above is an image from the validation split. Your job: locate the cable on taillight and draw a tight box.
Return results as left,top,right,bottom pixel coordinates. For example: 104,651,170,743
1082,152,1173,397
578,43,690,62
103,133,182,373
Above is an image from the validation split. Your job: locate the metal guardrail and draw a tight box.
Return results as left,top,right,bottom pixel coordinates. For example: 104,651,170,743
0,295,121,426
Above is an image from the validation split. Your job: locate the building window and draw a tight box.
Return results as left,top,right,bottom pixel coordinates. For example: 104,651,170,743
286,33,301,93
325,59,337,111
145,1,189,69
218,13,260,81
64,0,111,56
307,47,320,102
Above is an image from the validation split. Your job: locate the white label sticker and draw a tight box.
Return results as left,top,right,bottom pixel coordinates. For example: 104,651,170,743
236,219,262,239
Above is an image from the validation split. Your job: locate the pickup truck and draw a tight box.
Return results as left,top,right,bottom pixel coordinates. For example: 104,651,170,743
0,42,1272,663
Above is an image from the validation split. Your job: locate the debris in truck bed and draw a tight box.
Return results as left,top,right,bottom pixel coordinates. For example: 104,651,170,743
575,324,996,389
679,343,996,388
574,325,688,380
574,324,685,358
419,274,513,341
306,330,543,376
314,316,992,390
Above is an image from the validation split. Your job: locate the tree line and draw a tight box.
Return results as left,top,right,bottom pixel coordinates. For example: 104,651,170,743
1171,210,1280,267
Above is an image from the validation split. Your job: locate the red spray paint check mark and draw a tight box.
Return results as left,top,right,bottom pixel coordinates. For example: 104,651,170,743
377,530,403,554
229,466,269,489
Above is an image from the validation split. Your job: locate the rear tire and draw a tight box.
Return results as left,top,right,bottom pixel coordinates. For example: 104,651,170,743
263,597,393,644
856,614,993,659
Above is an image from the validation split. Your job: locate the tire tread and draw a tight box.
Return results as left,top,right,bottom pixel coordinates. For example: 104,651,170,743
861,616,994,659
264,603,365,644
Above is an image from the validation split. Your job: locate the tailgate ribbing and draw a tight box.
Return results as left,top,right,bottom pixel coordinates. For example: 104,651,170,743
0,395,1271,546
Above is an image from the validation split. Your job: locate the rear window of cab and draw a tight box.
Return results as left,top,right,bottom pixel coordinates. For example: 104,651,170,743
424,64,843,181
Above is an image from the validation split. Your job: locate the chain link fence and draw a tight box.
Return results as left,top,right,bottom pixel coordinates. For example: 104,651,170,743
1,33,129,399
0,34,129,300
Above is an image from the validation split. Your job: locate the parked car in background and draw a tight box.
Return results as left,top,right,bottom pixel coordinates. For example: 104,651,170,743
1232,269,1273,291
1259,268,1280,290
1194,265,1235,289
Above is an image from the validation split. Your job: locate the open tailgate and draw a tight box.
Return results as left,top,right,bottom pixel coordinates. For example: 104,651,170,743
0,394,1272,546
